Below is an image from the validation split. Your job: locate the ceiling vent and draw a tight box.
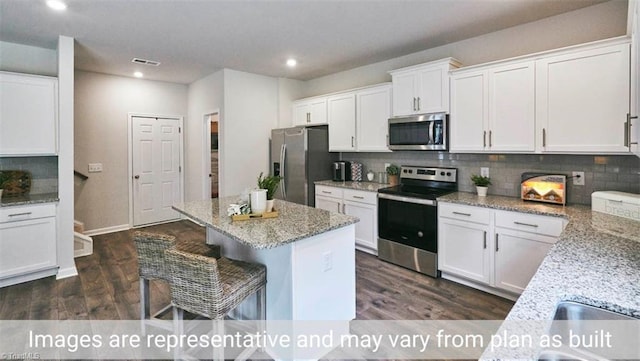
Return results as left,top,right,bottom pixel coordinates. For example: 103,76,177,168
131,58,160,66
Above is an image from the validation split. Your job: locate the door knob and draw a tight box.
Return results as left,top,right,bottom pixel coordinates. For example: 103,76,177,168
134,175,140,179
209,174,212,177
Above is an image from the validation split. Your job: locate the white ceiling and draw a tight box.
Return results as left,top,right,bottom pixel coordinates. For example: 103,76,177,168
0,0,609,84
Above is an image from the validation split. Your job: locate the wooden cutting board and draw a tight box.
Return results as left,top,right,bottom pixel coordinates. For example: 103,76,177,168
0,170,32,196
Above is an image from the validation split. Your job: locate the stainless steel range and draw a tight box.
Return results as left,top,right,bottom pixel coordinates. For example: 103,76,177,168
377,166,457,277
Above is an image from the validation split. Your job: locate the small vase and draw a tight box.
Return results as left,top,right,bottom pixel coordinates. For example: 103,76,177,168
265,199,274,212
388,174,399,186
476,186,488,197
250,189,267,214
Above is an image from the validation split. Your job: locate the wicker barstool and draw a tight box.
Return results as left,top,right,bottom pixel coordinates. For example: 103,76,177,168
165,248,267,359
133,231,220,333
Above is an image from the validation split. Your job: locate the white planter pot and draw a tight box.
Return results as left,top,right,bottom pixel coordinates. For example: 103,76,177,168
476,186,488,197
250,189,267,214
266,199,274,212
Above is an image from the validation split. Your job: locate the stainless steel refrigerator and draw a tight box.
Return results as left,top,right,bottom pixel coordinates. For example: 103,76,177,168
270,125,337,207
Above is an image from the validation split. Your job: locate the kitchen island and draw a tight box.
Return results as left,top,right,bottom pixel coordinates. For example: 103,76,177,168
172,197,359,321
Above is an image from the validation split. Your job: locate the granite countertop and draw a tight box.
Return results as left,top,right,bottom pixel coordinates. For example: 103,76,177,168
172,197,359,250
0,192,59,207
439,192,640,358
315,180,390,192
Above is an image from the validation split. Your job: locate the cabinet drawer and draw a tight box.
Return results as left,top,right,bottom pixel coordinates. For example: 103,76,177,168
439,203,491,225
0,203,56,223
315,185,343,199
343,189,377,205
495,210,565,237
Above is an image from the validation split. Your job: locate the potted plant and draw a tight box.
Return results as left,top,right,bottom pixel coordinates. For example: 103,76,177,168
470,174,491,197
386,164,400,186
257,172,282,212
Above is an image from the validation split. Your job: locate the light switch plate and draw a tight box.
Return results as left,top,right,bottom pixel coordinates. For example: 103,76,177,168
88,163,103,173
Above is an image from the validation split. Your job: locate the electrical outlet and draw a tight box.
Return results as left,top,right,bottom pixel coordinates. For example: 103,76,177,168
481,167,490,178
572,171,585,186
88,163,103,173
322,251,333,272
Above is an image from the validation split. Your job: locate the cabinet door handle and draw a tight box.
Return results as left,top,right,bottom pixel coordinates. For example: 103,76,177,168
351,136,355,148
307,112,310,123
352,195,364,199
9,212,32,217
417,97,420,111
412,97,417,111
321,190,332,194
513,221,539,228
626,113,638,147
489,130,492,147
542,128,546,147
495,234,499,252
342,203,346,213
483,131,486,148
452,211,471,216
483,231,487,249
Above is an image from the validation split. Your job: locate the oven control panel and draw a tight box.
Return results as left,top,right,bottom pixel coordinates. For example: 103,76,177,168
400,166,457,183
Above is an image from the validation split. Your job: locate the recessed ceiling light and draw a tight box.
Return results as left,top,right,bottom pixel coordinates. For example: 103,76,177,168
46,0,67,11
133,72,144,78
286,58,297,67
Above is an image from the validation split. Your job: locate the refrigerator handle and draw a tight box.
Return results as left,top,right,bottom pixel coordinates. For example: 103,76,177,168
280,143,287,200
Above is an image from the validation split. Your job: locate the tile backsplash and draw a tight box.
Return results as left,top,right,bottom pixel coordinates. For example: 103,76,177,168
0,156,58,194
341,152,640,205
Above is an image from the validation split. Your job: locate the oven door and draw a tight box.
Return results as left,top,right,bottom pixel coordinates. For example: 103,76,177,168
377,193,437,253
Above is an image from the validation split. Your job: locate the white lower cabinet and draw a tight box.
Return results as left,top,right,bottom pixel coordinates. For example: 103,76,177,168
315,185,378,255
0,203,58,287
438,202,565,298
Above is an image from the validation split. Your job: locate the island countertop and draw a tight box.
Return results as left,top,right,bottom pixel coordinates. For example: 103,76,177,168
173,197,358,250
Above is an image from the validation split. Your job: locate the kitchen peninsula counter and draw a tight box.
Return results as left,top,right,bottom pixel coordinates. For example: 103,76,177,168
172,197,358,328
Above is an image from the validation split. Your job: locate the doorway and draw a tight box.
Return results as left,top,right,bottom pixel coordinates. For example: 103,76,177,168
204,112,220,199
129,115,184,227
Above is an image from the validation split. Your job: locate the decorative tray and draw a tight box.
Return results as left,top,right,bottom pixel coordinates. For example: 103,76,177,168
231,210,278,221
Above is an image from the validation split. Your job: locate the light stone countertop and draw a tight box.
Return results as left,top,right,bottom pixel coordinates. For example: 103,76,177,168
315,180,391,192
0,192,59,207
173,197,359,250
439,192,640,359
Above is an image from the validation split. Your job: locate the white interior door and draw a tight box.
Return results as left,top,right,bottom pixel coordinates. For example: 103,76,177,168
132,116,181,226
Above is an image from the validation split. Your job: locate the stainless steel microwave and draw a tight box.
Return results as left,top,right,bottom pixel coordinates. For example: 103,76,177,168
387,112,448,151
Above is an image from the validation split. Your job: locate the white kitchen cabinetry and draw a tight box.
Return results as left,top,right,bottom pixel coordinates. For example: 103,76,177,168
438,203,491,284
0,72,58,155
315,185,378,254
327,83,392,152
292,96,327,126
328,93,357,151
536,42,630,153
0,203,58,287
389,58,461,116
438,202,565,298
450,61,536,152
356,84,392,152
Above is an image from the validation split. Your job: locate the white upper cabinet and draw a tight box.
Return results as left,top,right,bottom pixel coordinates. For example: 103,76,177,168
325,83,392,152
450,70,488,152
488,61,536,152
0,72,58,155
451,61,536,153
292,96,327,126
356,84,392,152
327,93,357,152
389,58,461,116
536,42,630,153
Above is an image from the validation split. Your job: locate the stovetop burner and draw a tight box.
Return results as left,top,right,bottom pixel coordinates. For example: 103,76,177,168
378,166,458,200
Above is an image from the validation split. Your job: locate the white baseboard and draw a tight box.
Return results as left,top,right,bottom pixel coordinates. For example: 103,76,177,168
84,224,130,236
56,265,78,280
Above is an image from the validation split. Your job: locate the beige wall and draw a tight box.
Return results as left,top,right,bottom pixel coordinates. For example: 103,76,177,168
74,71,188,233
303,0,628,96
277,77,306,128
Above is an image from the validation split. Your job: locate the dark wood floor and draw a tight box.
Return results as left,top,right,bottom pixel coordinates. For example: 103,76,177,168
0,220,513,321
